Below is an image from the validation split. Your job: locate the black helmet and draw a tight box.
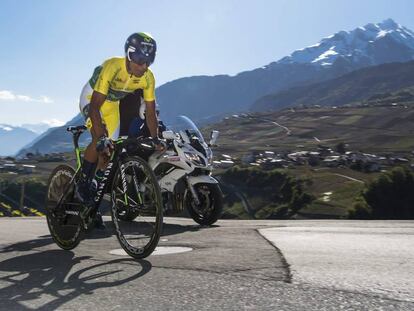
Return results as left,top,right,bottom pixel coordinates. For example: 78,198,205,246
124,32,157,65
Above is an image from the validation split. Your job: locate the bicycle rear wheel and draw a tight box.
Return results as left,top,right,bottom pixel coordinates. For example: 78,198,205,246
45,165,84,250
111,156,163,259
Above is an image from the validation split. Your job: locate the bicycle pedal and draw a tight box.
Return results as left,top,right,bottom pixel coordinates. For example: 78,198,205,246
81,216,94,231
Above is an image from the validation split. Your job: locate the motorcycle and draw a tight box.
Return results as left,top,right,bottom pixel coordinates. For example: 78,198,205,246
153,116,223,225
123,115,223,225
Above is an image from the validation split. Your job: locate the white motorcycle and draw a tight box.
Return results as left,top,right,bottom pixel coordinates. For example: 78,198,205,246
148,115,223,225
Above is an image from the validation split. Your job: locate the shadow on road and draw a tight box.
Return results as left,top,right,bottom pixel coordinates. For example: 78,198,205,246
0,249,151,310
0,236,55,254
0,219,216,309
161,222,217,237
0,220,214,254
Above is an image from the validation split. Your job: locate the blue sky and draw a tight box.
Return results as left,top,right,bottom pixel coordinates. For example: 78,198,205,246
1,0,413,126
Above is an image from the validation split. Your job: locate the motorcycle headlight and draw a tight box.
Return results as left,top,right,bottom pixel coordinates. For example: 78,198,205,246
184,152,205,166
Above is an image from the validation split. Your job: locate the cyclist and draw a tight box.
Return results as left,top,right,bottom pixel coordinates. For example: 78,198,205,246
77,32,162,228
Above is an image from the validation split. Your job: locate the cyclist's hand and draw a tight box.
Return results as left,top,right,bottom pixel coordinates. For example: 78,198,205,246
96,136,113,156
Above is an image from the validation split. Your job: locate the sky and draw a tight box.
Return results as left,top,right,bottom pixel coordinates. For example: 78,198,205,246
1,0,414,126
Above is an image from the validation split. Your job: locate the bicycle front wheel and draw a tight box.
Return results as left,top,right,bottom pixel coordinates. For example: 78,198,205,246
110,156,163,259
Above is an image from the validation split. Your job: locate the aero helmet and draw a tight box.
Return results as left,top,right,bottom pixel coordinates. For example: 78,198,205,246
124,32,157,65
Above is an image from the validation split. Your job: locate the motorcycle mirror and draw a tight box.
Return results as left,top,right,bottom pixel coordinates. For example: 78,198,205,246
209,130,219,146
162,130,176,140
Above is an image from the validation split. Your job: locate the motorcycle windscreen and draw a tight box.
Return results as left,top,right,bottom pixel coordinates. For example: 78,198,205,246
169,115,206,143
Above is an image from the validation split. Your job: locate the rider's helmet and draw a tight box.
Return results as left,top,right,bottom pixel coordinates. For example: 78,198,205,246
124,32,157,66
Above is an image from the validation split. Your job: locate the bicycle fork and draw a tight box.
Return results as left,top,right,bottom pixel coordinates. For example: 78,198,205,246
119,163,144,208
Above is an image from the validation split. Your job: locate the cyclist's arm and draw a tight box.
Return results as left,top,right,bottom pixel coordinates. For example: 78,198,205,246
145,100,159,139
89,91,107,139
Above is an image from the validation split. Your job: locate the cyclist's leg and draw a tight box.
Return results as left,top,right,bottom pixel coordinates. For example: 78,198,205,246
76,83,99,203
128,117,146,138
79,82,99,168
97,100,120,170
82,100,120,228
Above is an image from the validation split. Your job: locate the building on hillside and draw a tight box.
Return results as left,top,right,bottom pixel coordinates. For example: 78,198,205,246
3,163,18,172
22,164,36,174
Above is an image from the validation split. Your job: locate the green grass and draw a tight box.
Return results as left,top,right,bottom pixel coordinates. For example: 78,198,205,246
337,115,363,125
222,202,251,219
281,166,367,218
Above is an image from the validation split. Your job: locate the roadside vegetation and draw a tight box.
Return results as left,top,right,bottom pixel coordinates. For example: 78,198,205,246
219,166,314,219
0,178,46,216
349,166,414,219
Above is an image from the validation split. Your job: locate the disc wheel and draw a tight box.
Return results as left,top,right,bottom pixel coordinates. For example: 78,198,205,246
45,165,84,250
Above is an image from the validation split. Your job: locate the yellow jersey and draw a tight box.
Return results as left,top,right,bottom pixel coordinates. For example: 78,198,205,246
89,57,156,102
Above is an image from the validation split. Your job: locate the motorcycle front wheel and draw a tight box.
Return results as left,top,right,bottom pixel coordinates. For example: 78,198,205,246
185,183,223,226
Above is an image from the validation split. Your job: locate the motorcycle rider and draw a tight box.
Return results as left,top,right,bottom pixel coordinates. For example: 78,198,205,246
120,90,167,140
77,32,163,228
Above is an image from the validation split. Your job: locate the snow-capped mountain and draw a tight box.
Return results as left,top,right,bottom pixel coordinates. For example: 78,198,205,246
18,19,414,155
21,119,65,134
277,18,414,68
0,125,38,156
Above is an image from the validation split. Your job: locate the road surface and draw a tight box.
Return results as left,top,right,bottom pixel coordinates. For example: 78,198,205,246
0,218,413,310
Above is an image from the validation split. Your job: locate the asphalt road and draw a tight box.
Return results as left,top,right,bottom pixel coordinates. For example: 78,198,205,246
0,218,413,310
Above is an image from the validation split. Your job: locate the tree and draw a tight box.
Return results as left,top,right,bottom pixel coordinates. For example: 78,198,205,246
335,142,346,154
220,166,314,219
354,166,414,219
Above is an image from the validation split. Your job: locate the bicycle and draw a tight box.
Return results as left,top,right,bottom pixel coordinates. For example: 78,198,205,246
45,125,163,259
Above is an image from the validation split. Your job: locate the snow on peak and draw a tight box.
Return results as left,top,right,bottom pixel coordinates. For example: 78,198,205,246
311,46,338,64
0,125,13,131
42,119,65,127
278,18,414,67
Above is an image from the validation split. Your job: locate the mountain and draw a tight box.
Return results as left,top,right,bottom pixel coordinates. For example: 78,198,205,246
278,18,414,68
0,125,38,156
19,19,414,154
16,114,90,157
157,63,334,122
252,60,414,111
21,120,65,134
157,19,414,122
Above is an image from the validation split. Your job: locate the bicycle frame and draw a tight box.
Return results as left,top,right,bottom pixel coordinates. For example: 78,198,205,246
70,130,145,221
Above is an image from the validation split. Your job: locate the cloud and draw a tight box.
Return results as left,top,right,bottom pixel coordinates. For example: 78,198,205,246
0,91,15,100
16,95,32,101
40,96,53,104
0,90,54,103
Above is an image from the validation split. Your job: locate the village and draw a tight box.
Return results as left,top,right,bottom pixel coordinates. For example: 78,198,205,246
0,152,66,176
213,145,412,173
0,145,412,176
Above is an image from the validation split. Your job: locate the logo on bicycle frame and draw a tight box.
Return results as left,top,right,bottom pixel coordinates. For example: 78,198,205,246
94,162,114,202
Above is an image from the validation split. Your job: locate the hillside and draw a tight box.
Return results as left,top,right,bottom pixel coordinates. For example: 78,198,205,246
8,104,414,220
203,104,414,218
252,61,414,111
204,105,414,156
